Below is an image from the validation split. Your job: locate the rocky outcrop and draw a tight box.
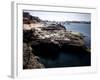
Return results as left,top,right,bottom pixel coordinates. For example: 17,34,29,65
23,43,44,69
23,12,41,24
23,12,90,69
23,26,90,59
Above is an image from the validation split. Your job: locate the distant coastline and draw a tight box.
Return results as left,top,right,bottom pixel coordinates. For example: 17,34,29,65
65,21,91,24
43,20,91,24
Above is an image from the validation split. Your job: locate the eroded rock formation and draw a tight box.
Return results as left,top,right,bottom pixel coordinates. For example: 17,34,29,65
23,43,44,69
23,12,90,69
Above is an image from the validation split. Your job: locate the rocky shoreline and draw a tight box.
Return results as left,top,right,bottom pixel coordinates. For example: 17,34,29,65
23,12,90,69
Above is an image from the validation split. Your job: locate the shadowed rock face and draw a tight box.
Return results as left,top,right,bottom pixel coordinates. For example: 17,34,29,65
23,43,44,69
31,39,60,59
23,12,90,69
23,26,89,60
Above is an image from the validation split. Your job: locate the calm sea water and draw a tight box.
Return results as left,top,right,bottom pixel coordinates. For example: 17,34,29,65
39,23,91,68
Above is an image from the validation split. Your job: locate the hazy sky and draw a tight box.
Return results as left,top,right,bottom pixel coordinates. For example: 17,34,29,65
24,10,91,22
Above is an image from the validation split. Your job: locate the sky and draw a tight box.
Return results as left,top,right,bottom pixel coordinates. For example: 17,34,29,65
24,10,91,22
